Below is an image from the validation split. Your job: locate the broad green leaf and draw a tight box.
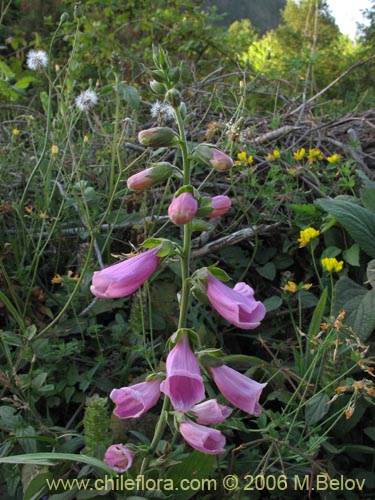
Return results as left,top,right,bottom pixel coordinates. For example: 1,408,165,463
305,394,330,425
14,76,36,89
343,244,360,266
256,262,276,280
333,277,375,340
316,198,375,258
0,60,15,79
118,84,140,110
166,451,215,500
366,259,375,288
360,188,375,213
263,295,282,312
23,470,51,500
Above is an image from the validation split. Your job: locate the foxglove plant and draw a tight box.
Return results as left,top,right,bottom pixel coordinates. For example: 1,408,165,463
90,46,267,475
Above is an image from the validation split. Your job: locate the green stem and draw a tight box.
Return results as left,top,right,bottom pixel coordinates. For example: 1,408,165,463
140,100,193,476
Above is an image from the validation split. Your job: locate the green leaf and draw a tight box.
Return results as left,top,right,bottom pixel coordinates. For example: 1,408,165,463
364,427,375,442
23,470,51,500
263,295,282,312
316,198,375,258
14,76,36,89
207,266,230,282
0,61,15,79
366,259,375,288
305,394,330,425
256,262,276,280
360,188,375,213
166,451,215,500
321,246,341,259
343,244,360,266
0,453,116,475
118,84,140,110
333,277,375,340
308,288,328,338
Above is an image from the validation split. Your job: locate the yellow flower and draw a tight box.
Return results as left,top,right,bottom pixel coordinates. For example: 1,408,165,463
266,149,280,161
51,144,59,155
83,135,89,143
12,128,20,136
289,167,296,174
307,148,323,163
51,274,62,284
302,283,312,290
235,151,254,166
327,153,341,163
293,148,306,161
282,281,298,293
321,257,344,273
298,227,320,247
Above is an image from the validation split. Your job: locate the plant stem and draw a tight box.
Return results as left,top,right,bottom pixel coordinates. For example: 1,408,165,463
140,100,193,476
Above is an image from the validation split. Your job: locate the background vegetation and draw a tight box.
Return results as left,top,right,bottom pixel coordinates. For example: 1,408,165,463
1,0,375,498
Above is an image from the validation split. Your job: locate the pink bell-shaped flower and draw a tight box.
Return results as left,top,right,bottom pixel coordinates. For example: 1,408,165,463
127,163,173,191
190,399,232,425
168,192,198,225
195,144,234,171
206,195,231,218
206,273,266,329
160,335,205,411
90,247,160,299
110,378,161,419
179,418,226,455
209,364,267,415
104,444,134,472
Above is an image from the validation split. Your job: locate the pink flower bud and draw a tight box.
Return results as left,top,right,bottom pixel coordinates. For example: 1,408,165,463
138,127,178,147
110,379,161,418
190,399,232,425
160,335,205,411
206,273,266,329
168,192,198,225
206,195,231,218
90,247,160,299
209,365,267,415
104,444,134,472
195,144,234,171
179,419,226,455
127,163,174,191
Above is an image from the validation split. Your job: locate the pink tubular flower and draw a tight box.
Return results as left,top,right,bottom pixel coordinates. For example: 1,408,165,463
127,162,173,191
190,399,232,425
206,195,231,218
90,247,160,299
104,444,134,472
206,273,266,329
168,192,198,225
160,335,205,411
195,144,234,171
110,379,161,419
209,364,267,415
179,419,226,455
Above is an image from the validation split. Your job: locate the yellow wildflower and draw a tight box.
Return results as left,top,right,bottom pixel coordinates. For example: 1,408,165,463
289,167,296,174
307,148,324,163
266,149,280,161
51,274,62,284
327,153,341,163
83,135,89,143
282,281,298,293
297,227,320,248
321,257,344,273
235,151,254,166
293,148,306,161
302,283,312,290
51,144,59,155
12,128,20,136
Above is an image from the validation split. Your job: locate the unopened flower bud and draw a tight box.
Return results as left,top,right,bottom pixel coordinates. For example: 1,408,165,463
165,88,181,107
195,144,234,171
206,195,231,218
168,192,198,225
138,127,178,147
127,163,174,191
150,80,167,96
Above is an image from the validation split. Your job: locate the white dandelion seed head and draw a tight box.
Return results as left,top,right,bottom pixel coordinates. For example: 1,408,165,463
150,100,175,121
26,50,48,71
75,89,98,111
